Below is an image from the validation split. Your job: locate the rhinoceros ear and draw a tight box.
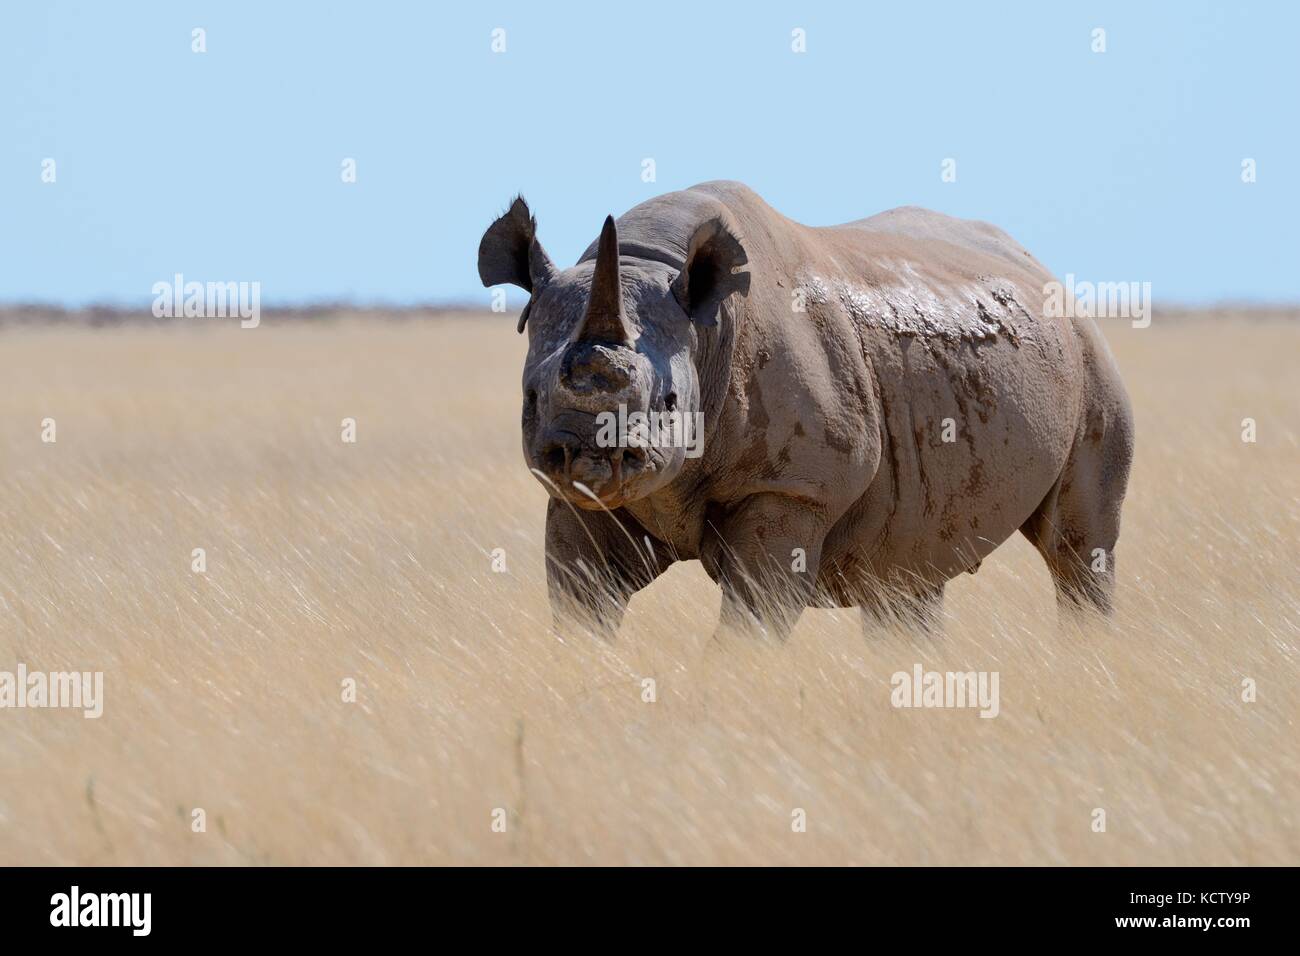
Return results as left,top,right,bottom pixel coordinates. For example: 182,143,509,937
477,196,557,331
671,215,750,328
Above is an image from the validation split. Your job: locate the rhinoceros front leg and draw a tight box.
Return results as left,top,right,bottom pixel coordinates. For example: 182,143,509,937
702,493,829,640
544,498,670,637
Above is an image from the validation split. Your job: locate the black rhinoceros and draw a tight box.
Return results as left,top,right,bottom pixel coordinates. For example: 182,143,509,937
478,181,1134,637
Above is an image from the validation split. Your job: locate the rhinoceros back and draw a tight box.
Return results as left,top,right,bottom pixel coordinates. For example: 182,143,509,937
848,206,1052,281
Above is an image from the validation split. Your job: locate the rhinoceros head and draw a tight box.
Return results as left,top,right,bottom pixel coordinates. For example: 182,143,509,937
478,197,748,510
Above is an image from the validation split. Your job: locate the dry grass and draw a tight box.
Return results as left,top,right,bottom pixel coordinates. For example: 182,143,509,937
0,311,1296,865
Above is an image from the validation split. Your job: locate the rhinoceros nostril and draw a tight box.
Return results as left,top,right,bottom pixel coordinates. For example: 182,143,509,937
542,444,568,474
541,433,581,477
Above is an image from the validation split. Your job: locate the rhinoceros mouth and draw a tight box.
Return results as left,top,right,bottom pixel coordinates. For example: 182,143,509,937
529,444,660,510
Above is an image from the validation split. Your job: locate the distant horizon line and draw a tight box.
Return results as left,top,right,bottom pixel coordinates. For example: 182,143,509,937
1,298,1298,315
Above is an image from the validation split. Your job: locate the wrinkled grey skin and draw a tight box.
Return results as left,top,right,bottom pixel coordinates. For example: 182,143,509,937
478,182,1134,638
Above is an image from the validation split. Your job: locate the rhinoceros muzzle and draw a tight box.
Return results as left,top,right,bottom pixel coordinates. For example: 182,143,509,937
535,418,653,508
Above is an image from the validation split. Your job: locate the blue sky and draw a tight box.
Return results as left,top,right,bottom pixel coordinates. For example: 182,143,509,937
2,1,1296,306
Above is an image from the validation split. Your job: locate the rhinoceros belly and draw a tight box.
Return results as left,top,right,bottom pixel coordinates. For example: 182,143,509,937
816,272,1081,594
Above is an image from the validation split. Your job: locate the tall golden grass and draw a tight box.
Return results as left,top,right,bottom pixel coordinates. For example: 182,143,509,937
0,312,1296,864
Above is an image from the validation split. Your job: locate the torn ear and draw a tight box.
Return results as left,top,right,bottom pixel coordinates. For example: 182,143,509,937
477,196,557,331
671,215,750,327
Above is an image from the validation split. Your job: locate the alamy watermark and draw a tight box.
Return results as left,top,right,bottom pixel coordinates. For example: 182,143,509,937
151,273,261,328
595,403,704,459
50,886,150,936
1043,274,1151,329
891,663,999,718
1,664,104,718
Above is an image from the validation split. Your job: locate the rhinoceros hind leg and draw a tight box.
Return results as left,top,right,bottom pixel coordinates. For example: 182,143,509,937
1020,402,1134,617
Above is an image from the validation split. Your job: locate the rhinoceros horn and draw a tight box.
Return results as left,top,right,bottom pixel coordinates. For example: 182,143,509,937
575,215,633,346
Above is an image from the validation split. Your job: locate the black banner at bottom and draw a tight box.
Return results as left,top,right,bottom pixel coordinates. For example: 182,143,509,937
0,866,1285,943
